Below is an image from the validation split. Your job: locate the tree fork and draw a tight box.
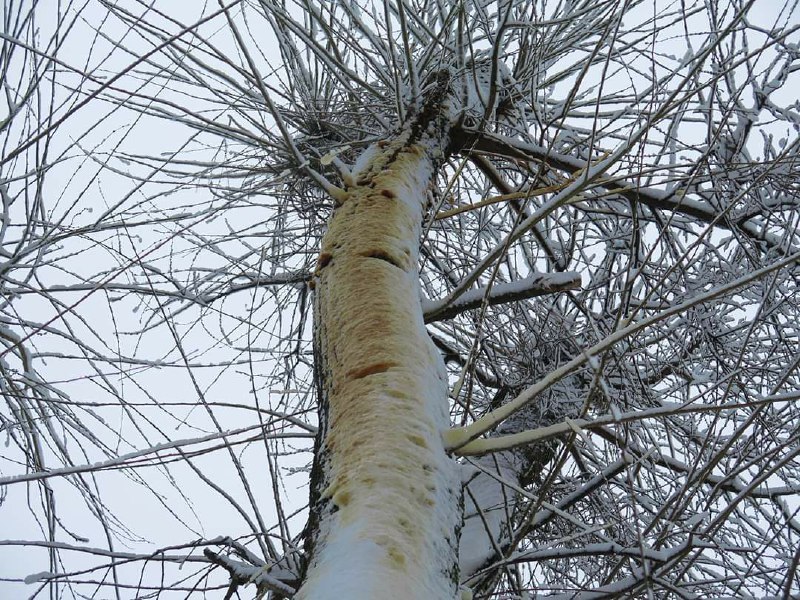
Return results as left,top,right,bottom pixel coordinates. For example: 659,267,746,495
298,74,464,598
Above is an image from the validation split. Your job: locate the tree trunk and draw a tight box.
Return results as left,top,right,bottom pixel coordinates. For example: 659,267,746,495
298,80,463,599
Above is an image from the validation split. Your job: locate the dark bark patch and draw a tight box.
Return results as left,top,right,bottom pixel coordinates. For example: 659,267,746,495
335,490,351,508
346,361,397,380
387,547,406,568
361,249,403,269
316,252,333,269
407,434,428,448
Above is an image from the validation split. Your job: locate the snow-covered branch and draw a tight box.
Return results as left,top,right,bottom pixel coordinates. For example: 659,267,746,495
422,272,581,323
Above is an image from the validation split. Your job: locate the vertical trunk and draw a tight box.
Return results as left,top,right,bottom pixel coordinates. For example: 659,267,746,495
299,82,462,599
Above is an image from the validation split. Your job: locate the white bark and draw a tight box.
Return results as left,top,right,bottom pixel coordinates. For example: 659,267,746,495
299,118,462,598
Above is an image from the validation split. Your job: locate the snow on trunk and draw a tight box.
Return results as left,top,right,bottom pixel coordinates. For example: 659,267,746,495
459,381,582,584
299,93,462,598
459,451,521,578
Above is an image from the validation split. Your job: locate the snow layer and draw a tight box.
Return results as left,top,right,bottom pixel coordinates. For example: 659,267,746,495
459,451,521,577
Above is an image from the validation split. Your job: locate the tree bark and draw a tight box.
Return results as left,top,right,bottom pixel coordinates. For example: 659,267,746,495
298,79,463,599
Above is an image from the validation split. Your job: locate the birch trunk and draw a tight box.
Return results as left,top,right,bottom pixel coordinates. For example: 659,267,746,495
298,80,463,599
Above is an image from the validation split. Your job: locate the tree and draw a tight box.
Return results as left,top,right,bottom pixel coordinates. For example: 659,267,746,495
2,0,800,597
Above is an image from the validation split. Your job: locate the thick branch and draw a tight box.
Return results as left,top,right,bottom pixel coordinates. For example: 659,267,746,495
450,395,790,457
454,128,793,249
422,272,581,323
